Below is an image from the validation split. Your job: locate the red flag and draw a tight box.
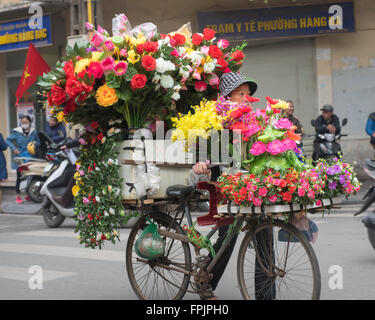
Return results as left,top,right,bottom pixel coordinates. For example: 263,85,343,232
15,43,50,106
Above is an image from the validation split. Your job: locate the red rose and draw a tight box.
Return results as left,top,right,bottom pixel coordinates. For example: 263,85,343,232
63,99,77,114
141,55,156,71
192,33,203,46
217,58,228,71
65,77,83,98
144,41,158,53
87,61,103,79
50,84,66,106
208,45,223,59
172,33,186,46
63,61,74,79
282,192,293,202
203,28,216,41
90,121,99,129
97,132,104,141
231,50,245,61
130,74,147,90
136,43,144,54
101,234,107,240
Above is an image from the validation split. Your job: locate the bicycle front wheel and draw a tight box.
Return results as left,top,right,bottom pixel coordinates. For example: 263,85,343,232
237,219,321,300
126,211,192,300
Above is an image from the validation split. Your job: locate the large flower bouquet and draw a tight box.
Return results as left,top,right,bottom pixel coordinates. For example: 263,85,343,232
37,15,247,129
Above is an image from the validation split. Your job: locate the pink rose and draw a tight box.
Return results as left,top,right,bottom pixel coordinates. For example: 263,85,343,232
249,141,267,156
104,40,115,52
253,198,262,207
217,39,230,49
192,69,201,80
200,45,210,55
268,194,278,203
170,48,179,57
258,187,268,197
113,61,128,76
266,139,285,155
87,61,103,79
298,187,306,197
90,32,105,47
101,57,115,72
208,73,220,86
83,197,90,205
245,124,261,137
315,200,322,206
119,48,128,57
282,138,297,151
195,81,207,92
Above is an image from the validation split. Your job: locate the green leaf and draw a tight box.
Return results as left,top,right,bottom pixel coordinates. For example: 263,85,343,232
125,67,138,81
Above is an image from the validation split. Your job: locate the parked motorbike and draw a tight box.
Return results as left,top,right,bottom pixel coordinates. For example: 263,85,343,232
354,159,375,250
311,118,348,161
40,143,78,228
16,132,62,203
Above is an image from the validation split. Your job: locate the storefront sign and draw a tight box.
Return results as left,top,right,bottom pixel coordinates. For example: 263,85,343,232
197,2,355,41
0,15,52,52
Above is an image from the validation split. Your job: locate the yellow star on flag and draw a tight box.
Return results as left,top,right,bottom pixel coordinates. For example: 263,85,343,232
23,66,30,85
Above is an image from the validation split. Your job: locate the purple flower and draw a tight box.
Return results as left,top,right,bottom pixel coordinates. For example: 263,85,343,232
328,181,337,190
339,175,346,185
326,167,335,176
332,165,341,174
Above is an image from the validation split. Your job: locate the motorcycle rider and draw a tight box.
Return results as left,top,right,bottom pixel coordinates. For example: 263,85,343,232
45,116,67,144
312,104,341,161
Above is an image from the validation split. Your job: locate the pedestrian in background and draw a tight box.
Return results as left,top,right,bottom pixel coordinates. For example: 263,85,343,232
6,116,40,204
0,133,8,213
45,116,66,143
366,112,375,157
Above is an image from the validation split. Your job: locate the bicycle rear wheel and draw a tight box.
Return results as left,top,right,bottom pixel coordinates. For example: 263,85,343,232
237,219,321,300
126,211,192,300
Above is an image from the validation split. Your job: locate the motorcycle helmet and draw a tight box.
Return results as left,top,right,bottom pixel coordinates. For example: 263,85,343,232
27,141,36,155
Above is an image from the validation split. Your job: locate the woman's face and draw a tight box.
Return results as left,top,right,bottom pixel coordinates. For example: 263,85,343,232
229,84,251,104
20,117,31,129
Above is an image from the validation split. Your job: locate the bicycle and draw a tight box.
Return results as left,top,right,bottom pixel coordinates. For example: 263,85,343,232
125,182,321,300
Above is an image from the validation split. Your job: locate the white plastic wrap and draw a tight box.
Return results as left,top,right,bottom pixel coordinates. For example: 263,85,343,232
112,13,132,36
130,22,157,40
134,164,161,199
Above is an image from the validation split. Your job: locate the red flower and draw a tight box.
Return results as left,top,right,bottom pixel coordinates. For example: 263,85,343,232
192,33,203,46
130,74,147,90
209,45,223,59
50,84,66,106
97,132,104,141
101,234,107,240
217,58,228,71
63,61,74,79
66,77,83,98
172,33,186,46
282,192,293,202
87,214,93,221
91,238,96,243
246,95,260,103
144,41,158,53
87,61,103,79
136,43,144,54
203,28,216,41
231,50,245,61
141,55,156,71
63,99,77,114
90,121,99,129
266,96,278,105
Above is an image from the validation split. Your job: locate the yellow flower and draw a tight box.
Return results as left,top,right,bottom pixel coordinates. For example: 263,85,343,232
72,185,80,197
272,99,289,110
127,49,140,64
91,51,102,61
74,58,91,74
96,83,118,107
56,111,66,123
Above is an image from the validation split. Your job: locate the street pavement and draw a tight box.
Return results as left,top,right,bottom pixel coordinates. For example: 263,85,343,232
0,182,375,300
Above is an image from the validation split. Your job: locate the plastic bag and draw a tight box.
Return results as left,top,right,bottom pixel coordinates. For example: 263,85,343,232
112,13,132,36
134,164,161,199
135,220,165,260
130,22,157,40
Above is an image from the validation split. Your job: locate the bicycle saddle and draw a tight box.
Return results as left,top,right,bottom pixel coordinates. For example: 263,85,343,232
166,185,195,199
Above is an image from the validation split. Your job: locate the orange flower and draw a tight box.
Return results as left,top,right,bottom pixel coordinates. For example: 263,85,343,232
286,130,302,141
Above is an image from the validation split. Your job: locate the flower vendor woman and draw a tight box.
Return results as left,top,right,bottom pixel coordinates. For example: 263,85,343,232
192,72,275,300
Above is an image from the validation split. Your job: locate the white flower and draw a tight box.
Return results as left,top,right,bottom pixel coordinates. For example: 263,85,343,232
108,120,116,126
115,119,122,124
179,68,190,78
173,84,181,91
203,62,215,74
109,208,115,215
171,91,180,101
156,57,175,73
160,74,174,89
95,196,100,203
152,74,161,83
